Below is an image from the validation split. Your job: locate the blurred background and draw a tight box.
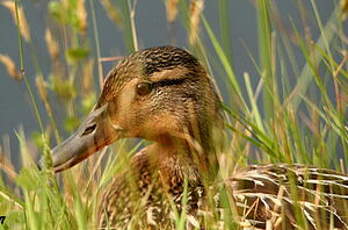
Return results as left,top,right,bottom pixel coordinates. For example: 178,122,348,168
0,0,341,166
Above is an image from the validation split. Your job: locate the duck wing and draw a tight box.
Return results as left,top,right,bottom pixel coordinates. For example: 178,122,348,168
228,164,348,230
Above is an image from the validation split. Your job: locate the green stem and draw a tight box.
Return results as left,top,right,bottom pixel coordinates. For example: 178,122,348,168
14,0,45,134
89,0,104,90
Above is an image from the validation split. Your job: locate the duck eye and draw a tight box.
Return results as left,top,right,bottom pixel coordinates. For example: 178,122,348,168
82,123,96,136
136,82,152,96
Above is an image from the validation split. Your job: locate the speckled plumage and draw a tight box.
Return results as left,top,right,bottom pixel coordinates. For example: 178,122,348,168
98,149,205,229
230,164,348,230
51,46,348,230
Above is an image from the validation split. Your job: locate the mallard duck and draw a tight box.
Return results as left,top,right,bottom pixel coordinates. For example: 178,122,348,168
49,46,348,229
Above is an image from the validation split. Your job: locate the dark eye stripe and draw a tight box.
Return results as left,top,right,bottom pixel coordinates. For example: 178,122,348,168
154,78,187,87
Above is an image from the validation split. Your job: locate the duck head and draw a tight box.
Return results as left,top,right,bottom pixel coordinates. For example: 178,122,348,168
50,46,223,173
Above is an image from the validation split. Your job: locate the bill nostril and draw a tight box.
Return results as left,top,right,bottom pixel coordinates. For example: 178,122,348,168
82,124,97,136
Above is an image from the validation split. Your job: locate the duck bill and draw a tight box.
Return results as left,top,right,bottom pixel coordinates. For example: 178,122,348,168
51,131,101,172
48,104,120,173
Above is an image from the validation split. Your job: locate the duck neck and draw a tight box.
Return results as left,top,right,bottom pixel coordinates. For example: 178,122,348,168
153,122,221,183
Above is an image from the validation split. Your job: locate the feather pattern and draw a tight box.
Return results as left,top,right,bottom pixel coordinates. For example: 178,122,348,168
228,164,348,230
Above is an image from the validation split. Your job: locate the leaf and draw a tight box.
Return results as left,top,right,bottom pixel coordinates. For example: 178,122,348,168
66,48,90,63
15,168,40,191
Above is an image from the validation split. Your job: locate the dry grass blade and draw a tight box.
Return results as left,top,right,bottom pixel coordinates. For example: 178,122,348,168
166,0,179,23
100,0,123,26
82,59,94,93
1,0,30,42
341,0,348,20
333,50,348,77
35,75,48,103
77,0,88,33
0,192,23,210
45,29,59,60
99,56,124,62
0,145,17,181
189,0,204,45
0,54,22,80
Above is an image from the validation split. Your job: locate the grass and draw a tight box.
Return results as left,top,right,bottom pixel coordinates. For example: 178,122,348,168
0,0,347,229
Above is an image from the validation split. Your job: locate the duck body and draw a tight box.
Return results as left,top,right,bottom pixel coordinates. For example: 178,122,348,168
230,164,348,230
98,156,348,230
48,46,348,230
98,146,205,229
